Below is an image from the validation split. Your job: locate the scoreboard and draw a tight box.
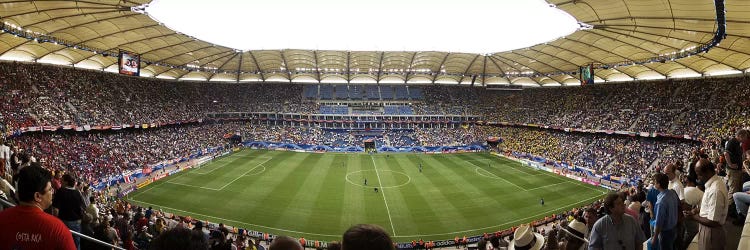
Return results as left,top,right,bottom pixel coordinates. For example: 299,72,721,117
118,50,140,76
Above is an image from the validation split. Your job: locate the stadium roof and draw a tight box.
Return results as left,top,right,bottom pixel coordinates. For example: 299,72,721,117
0,0,748,86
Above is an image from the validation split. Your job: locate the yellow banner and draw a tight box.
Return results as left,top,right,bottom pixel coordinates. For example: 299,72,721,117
137,179,153,189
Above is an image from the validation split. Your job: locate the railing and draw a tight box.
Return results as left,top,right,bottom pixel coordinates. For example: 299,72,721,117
0,197,125,250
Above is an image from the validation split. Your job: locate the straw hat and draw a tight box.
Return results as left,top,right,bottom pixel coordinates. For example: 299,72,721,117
509,224,545,250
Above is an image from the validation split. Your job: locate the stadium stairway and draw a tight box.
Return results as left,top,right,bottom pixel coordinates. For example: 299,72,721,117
628,115,644,131
738,214,750,249
682,221,743,250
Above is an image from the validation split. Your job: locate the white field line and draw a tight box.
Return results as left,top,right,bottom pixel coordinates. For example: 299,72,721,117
168,156,272,191
219,157,273,190
193,155,253,175
392,194,604,238
241,165,266,176
525,181,568,191
473,168,569,191
130,153,605,239
128,199,342,237
131,193,604,240
553,173,608,194
130,177,170,199
466,160,527,191
466,159,527,175
370,155,397,236
487,155,606,194
165,181,221,191
215,157,273,190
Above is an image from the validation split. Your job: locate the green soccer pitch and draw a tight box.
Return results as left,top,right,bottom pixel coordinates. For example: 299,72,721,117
127,149,607,241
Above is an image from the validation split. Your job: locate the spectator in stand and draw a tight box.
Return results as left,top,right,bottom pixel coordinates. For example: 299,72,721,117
0,176,14,211
51,170,62,190
0,164,76,250
682,172,703,247
342,224,394,250
588,192,646,250
217,223,230,237
559,219,589,250
733,186,750,226
685,159,727,250
269,235,303,250
327,241,341,250
510,224,544,250
0,140,9,178
151,217,168,237
662,163,684,200
582,207,598,240
91,217,119,250
86,196,99,224
116,211,135,248
193,220,209,242
649,173,680,250
732,157,750,225
52,173,86,250
208,230,230,250
150,227,209,250
725,129,748,204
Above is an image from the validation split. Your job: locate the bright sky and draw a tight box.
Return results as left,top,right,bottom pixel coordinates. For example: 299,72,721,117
146,0,579,54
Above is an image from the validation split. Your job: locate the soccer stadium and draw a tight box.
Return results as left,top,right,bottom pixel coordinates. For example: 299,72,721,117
0,0,749,250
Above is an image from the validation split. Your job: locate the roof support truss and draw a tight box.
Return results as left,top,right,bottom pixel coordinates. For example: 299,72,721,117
431,53,450,83
313,51,321,83
279,50,292,83
376,52,385,83
404,52,417,83
457,54,480,84
602,27,743,71
346,51,351,83
247,51,265,81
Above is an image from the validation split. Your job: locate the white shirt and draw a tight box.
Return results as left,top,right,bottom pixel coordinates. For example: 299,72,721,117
0,145,9,162
668,178,685,200
87,203,100,223
684,186,704,207
699,174,728,224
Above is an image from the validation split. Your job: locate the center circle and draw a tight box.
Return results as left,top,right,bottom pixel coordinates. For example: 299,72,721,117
345,170,411,188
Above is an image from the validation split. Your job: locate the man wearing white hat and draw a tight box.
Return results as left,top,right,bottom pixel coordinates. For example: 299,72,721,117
510,224,544,250
561,220,589,250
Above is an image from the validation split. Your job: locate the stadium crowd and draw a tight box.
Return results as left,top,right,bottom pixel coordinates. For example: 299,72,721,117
1,62,749,250
0,120,705,189
3,62,749,142
6,123,234,185
3,144,747,250
490,126,700,179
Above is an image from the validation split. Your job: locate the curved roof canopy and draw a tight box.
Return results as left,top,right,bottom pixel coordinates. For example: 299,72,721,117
0,0,748,86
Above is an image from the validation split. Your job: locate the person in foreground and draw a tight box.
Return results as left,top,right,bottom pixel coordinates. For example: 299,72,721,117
0,164,76,250
684,159,727,250
149,227,209,250
588,192,646,250
342,224,395,250
269,235,304,250
510,223,545,250
649,173,680,250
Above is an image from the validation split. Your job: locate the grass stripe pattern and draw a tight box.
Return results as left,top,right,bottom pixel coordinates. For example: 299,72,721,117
128,149,606,241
